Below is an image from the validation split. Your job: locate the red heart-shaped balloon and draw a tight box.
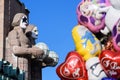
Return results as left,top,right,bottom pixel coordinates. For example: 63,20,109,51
99,50,120,79
56,51,87,80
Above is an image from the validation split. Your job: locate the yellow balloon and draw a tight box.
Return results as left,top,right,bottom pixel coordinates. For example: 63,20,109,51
72,25,102,61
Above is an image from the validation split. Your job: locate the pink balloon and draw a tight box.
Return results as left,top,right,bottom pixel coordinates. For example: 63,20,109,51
76,0,111,33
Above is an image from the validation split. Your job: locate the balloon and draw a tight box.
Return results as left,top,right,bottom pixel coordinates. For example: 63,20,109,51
103,37,116,52
105,0,120,51
86,57,107,80
76,0,110,33
112,19,120,51
105,0,120,32
72,25,102,60
102,77,117,80
56,51,87,80
99,50,120,79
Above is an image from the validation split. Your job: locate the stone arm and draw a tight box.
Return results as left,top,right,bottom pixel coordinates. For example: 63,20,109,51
13,46,44,58
8,30,44,58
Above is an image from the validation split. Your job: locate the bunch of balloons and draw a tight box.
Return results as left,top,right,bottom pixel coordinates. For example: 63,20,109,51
56,0,120,80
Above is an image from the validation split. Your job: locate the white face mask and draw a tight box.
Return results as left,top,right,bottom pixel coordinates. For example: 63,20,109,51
20,16,28,29
31,27,38,39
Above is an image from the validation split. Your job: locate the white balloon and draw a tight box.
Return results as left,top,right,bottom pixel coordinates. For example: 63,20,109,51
105,0,120,32
86,57,107,80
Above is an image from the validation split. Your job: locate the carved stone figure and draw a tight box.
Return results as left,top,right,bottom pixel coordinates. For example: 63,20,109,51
25,24,38,46
25,24,59,67
25,24,47,79
6,13,44,80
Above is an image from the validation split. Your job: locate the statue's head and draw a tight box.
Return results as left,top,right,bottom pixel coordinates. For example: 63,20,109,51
26,24,38,39
110,0,120,10
12,13,28,29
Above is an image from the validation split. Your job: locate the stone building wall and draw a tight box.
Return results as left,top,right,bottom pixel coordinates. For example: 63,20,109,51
0,0,29,59
3,0,31,80
4,0,30,79
0,0,5,59
0,0,42,80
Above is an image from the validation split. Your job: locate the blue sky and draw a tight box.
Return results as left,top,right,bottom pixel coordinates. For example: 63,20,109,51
20,0,81,80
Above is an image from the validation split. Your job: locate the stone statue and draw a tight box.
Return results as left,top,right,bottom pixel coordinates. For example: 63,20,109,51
25,24,59,79
6,13,44,80
25,24,59,67
8,13,44,57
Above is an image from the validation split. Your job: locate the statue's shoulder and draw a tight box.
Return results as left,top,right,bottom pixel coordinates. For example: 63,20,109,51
8,29,19,38
8,26,21,35
8,29,16,35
